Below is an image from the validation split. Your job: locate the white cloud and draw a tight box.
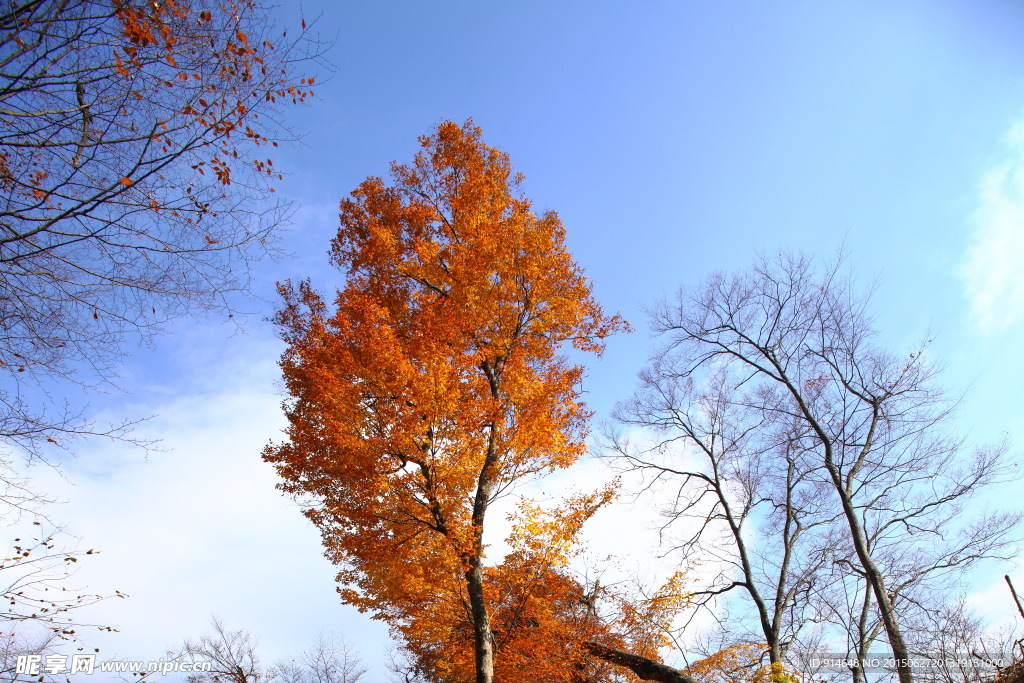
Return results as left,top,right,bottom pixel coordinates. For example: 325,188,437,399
17,330,391,680
960,117,1024,333
966,569,1024,631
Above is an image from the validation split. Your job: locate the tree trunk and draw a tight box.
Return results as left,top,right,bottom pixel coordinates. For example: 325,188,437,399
466,415,501,683
827,460,914,683
465,556,494,683
584,642,697,683
787,380,914,683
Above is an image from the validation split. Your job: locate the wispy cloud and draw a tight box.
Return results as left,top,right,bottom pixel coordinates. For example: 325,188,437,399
960,117,1024,333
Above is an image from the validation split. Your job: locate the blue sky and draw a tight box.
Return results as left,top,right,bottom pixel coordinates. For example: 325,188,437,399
263,0,1024,423
23,1,1024,680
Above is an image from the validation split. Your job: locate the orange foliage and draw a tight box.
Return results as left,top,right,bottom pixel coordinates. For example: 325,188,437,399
109,0,314,188
265,121,630,682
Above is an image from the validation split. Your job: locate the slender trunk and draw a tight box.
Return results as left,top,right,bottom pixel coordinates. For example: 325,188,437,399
465,555,494,683
774,362,914,683
851,584,872,683
466,379,501,683
706,461,779,664
827,460,913,683
768,454,799,667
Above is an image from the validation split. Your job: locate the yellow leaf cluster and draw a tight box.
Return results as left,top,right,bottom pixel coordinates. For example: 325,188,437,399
686,644,797,683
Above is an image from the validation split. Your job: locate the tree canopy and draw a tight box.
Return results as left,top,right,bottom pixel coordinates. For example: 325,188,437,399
265,120,634,683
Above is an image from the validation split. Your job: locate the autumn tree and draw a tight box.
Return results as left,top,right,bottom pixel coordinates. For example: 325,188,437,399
376,484,701,683
264,120,629,683
613,252,1020,683
0,0,324,455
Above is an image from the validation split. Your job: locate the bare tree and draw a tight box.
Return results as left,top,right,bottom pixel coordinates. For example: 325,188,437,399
272,632,368,683
818,502,1018,683
0,0,327,650
178,620,368,683
0,452,120,650
0,627,59,681
385,647,432,683
180,616,266,683
899,598,1017,683
0,521,109,633
0,0,327,455
615,251,1021,683
610,362,841,667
